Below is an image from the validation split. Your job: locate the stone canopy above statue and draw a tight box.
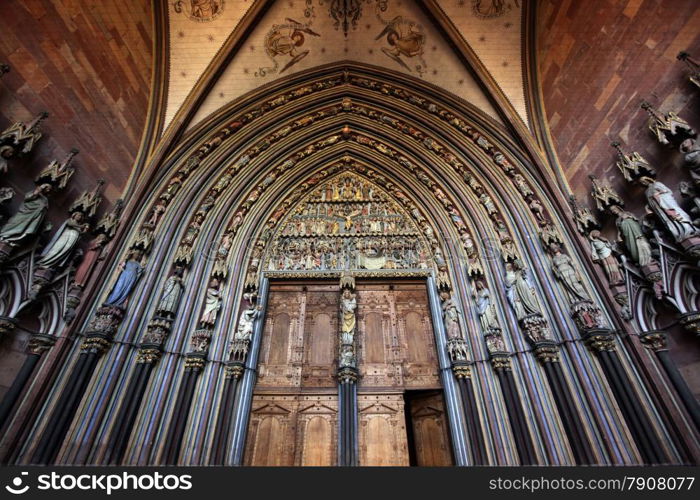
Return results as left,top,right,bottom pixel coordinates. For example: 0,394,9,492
265,172,433,272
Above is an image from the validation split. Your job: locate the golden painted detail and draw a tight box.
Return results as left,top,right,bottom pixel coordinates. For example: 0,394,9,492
452,362,471,379
264,269,431,279
490,354,512,371
0,316,17,337
678,312,700,335
26,334,56,355
184,355,206,371
80,336,112,355
266,172,432,272
532,341,560,364
337,366,359,383
136,348,162,364
582,329,617,353
225,362,245,379
639,331,668,352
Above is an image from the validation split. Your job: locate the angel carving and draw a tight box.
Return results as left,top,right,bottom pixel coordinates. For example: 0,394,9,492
375,16,427,76
257,18,320,77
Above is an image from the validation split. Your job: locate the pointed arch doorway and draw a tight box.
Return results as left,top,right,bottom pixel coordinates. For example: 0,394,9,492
244,278,453,466
242,172,453,466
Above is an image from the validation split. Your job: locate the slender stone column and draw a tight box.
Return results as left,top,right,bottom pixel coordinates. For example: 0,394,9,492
337,367,359,466
210,362,244,465
490,353,537,465
640,330,700,431
533,339,595,465
426,277,469,465
0,334,55,427
230,277,269,465
30,305,122,464
337,273,359,466
162,356,203,465
582,329,667,463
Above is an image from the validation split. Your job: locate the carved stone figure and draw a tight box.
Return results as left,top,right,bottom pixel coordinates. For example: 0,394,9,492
440,292,462,339
609,205,653,267
104,250,144,308
549,244,590,304
588,230,624,285
340,289,357,344
504,261,541,320
36,211,89,269
0,184,52,245
474,280,499,332
156,266,185,318
235,304,260,342
200,278,222,326
640,177,698,242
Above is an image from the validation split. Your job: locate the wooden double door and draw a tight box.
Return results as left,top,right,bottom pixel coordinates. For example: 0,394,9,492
244,281,453,466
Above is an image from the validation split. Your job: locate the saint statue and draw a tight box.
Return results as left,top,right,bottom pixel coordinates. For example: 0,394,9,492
549,244,591,304
474,280,499,332
36,211,89,269
588,230,624,285
104,250,144,308
440,292,462,339
609,205,653,267
504,261,542,320
0,184,52,245
235,303,260,341
156,266,185,318
200,278,222,327
340,289,357,345
640,177,698,242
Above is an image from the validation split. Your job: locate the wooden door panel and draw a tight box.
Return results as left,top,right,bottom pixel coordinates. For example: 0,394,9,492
408,392,453,466
358,393,409,466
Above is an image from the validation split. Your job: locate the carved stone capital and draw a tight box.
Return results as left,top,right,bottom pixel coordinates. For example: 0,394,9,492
581,328,617,353
80,335,112,355
337,366,359,383
225,361,245,379
678,312,700,336
136,347,162,364
0,315,17,337
184,354,206,371
639,330,668,352
532,340,560,364
451,360,471,379
490,353,512,371
27,333,56,355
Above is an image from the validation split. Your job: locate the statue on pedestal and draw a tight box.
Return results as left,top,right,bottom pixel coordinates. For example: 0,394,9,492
0,184,52,246
36,211,89,269
104,250,144,308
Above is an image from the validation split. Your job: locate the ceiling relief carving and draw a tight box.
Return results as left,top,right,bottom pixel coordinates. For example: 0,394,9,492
265,172,433,272
470,0,520,19
188,0,502,127
258,17,321,76
172,0,226,22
